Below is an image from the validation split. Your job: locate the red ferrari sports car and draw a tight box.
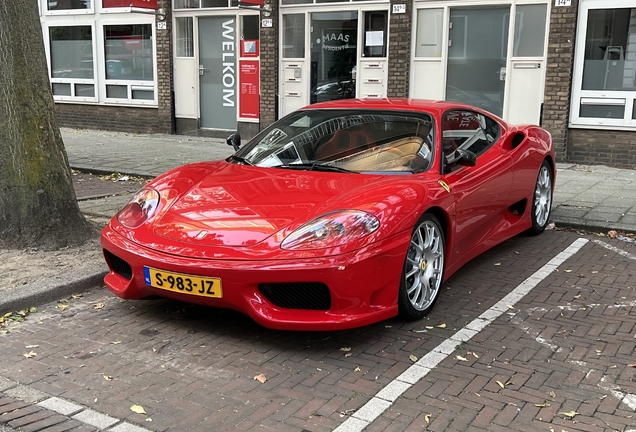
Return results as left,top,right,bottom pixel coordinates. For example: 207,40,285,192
101,99,554,330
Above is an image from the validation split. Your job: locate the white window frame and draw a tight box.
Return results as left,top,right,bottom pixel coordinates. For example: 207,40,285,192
570,0,636,130
98,19,158,106
43,0,95,16
44,22,99,103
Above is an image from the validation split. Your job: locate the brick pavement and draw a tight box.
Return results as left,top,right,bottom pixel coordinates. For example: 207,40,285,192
1,229,635,431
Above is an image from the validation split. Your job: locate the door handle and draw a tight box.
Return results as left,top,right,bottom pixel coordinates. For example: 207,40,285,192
199,65,206,76
499,67,506,81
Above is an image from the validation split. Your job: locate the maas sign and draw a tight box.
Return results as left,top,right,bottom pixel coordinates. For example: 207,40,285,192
554,0,571,6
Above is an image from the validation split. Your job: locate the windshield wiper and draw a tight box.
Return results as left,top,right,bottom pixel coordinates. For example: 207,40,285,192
226,155,254,166
273,163,358,173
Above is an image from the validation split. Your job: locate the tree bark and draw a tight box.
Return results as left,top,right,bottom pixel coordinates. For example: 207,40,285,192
0,0,93,250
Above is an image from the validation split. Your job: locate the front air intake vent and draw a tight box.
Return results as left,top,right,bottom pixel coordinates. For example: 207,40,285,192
104,250,133,280
259,283,331,310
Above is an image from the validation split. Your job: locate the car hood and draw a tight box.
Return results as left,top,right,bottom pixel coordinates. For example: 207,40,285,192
152,163,387,247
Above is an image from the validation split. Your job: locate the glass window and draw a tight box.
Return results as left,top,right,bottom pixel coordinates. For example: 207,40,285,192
513,4,547,57
282,0,311,4
582,8,636,91
283,14,305,58
363,11,387,58
174,0,200,8
580,103,625,119
176,17,194,57
48,0,91,11
242,15,259,41
442,110,499,162
235,109,435,173
50,26,94,79
104,24,153,81
415,8,443,57
201,0,228,7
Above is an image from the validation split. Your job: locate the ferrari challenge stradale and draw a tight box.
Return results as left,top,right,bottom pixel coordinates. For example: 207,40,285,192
101,99,554,331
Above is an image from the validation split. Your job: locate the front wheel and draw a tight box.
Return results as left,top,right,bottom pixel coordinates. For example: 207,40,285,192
528,160,553,235
398,213,446,320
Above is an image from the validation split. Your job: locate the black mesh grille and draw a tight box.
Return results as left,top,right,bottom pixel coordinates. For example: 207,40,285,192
259,283,331,310
104,250,133,280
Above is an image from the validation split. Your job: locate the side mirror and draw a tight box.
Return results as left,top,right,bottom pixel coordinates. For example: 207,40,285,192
446,148,477,168
226,132,241,151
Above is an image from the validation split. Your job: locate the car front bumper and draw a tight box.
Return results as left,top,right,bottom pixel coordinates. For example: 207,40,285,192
101,225,410,331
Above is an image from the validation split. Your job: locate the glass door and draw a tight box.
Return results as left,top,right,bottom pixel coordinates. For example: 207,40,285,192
310,12,358,104
446,6,510,118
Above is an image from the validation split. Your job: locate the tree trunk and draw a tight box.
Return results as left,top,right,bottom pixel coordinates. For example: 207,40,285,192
0,0,93,250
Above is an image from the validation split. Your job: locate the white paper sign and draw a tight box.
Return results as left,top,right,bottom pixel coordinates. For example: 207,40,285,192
555,0,571,6
392,4,406,14
157,21,167,30
365,31,384,47
262,19,272,28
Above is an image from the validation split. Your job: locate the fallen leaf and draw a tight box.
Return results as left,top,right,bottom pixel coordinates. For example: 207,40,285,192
494,263,501,266
573,295,581,299
564,270,573,273
628,364,636,368
23,351,37,358
456,355,468,361
608,230,617,238
29,307,37,313
425,326,434,330
559,411,578,418
506,305,515,309
253,374,267,383
103,375,113,381
424,414,432,424
354,366,361,372
111,341,122,345
409,355,418,362
344,353,352,357
25,345,39,349
549,391,557,398
436,323,446,329
57,304,69,311
130,404,147,414
384,325,392,328
340,347,351,352
496,381,505,389
145,418,152,422
535,402,551,407
93,303,105,309
468,352,480,359
71,294,83,299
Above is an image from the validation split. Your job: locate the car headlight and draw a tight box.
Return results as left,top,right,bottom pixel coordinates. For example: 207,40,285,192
116,188,160,229
281,210,380,250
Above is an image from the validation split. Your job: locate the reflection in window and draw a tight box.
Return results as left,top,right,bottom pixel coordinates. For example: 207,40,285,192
363,11,387,58
513,4,547,57
104,24,153,81
176,17,194,57
582,8,636,91
48,0,91,10
415,8,443,57
50,26,93,79
283,14,305,58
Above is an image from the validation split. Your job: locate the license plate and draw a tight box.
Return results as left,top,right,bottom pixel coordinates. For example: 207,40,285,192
143,267,222,298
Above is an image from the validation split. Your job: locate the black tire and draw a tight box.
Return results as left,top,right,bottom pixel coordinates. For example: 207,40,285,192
398,213,446,320
528,159,553,235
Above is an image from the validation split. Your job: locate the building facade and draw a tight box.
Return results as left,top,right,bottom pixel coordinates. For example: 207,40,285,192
38,0,636,167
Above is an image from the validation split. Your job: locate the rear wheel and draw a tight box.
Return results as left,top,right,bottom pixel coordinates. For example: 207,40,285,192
398,213,445,320
529,160,553,235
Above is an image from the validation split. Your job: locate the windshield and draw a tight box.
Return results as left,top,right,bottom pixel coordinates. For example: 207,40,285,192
235,109,435,173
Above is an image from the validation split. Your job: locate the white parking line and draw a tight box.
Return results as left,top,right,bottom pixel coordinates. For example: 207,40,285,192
333,237,590,432
593,239,636,260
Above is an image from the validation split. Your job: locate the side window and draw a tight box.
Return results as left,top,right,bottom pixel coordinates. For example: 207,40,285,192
442,110,499,163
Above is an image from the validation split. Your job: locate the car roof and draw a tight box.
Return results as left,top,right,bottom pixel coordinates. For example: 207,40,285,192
302,98,478,118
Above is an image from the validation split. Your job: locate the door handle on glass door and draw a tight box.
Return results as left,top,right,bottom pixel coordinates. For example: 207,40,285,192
199,65,206,76
499,67,506,81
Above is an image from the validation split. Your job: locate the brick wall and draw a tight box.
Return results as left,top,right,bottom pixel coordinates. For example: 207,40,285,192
569,129,636,169
542,0,579,162
387,1,411,98
54,0,173,134
260,2,278,129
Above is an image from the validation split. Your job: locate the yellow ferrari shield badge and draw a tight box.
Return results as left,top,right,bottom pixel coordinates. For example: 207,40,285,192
438,180,451,193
